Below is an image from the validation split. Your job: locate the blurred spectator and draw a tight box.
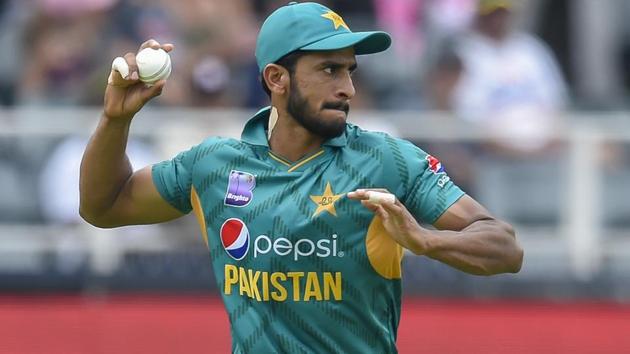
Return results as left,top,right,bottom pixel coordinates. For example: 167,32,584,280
421,0,476,74
161,0,259,107
39,136,157,224
0,0,31,106
2,0,391,108
425,47,463,111
16,0,260,107
374,0,423,63
422,0,570,224
417,48,478,194
425,0,476,36
190,55,231,106
449,0,568,155
19,1,117,105
0,138,42,222
2,0,577,112
359,0,423,109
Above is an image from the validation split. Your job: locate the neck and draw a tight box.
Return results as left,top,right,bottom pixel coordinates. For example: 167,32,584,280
268,106,325,162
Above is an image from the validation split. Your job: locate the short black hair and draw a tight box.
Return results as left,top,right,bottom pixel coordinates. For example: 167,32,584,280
260,50,308,98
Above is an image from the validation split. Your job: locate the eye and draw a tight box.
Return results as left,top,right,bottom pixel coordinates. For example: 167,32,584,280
323,66,335,75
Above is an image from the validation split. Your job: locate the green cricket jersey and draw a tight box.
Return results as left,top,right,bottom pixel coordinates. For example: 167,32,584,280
152,107,465,353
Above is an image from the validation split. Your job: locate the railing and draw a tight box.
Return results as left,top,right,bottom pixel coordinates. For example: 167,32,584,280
0,108,628,285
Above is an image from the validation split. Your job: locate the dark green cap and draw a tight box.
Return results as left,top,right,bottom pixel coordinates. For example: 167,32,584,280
255,1,391,72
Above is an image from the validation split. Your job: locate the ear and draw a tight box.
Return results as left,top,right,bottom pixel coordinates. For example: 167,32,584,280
263,64,290,96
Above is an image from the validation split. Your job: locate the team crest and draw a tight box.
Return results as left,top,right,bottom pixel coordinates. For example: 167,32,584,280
224,170,256,207
309,182,344,218
321,10,350,31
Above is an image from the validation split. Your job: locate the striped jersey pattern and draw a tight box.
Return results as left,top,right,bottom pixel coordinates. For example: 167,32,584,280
152,107,464,353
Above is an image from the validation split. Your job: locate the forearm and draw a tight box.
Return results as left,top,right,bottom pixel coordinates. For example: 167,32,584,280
418,219,523,275
79,114,134,220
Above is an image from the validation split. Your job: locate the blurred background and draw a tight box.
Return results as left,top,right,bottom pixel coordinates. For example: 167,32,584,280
1,0,630,353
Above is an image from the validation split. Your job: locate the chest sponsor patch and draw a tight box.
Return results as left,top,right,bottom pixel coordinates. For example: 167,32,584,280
224,170,256,207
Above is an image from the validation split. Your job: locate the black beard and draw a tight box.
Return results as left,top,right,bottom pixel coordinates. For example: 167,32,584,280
286,79,348,140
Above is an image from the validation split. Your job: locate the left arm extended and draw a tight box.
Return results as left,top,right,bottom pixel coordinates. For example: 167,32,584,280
347,192,523,275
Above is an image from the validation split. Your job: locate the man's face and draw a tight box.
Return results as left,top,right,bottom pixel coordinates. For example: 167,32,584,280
478,8,511,40
286,48,357,140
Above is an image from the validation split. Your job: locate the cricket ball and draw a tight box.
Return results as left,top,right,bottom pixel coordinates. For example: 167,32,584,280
135,48,171,85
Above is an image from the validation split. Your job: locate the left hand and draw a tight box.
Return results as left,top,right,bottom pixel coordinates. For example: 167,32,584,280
347,189,428,254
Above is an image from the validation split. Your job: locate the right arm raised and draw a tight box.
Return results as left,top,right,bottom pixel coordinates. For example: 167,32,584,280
79,40,183,228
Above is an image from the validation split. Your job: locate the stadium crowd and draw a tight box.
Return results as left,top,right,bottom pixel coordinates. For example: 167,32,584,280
0,0,573,109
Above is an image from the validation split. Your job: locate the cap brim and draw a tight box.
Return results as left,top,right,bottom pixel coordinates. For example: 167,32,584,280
300,31,391,55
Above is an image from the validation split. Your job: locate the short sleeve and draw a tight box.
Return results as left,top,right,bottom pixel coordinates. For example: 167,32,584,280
399,142,465,224
151,146,198,214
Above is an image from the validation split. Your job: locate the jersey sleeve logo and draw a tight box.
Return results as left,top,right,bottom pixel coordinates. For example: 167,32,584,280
426,155,445,174
224,170,256,207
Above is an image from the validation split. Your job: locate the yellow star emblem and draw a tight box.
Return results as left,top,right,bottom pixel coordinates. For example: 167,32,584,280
310,182,344,218
321,10,350,31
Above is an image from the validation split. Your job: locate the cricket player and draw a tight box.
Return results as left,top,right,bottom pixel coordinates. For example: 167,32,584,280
80,2,523,353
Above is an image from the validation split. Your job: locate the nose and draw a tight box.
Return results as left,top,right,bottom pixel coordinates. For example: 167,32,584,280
335,72,355,101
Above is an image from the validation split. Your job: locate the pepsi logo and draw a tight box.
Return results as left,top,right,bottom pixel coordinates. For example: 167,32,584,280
220,218,250,260
426,155,445,174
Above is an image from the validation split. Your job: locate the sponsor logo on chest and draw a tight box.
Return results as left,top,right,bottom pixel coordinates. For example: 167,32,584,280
219,218,344,302
224,170,256,207
220,218,343,261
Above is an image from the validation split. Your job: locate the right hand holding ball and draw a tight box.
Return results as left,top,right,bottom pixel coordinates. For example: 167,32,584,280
110,47,171,86
104,39,173,121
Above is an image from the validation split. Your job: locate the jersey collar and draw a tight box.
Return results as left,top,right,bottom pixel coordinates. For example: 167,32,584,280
240,106,347,148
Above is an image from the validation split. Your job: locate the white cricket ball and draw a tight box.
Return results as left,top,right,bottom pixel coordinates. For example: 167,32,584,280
367,191,396,204
135,48,171,85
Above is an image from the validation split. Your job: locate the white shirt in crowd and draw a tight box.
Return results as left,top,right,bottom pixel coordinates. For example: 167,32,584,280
452,31,568,152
